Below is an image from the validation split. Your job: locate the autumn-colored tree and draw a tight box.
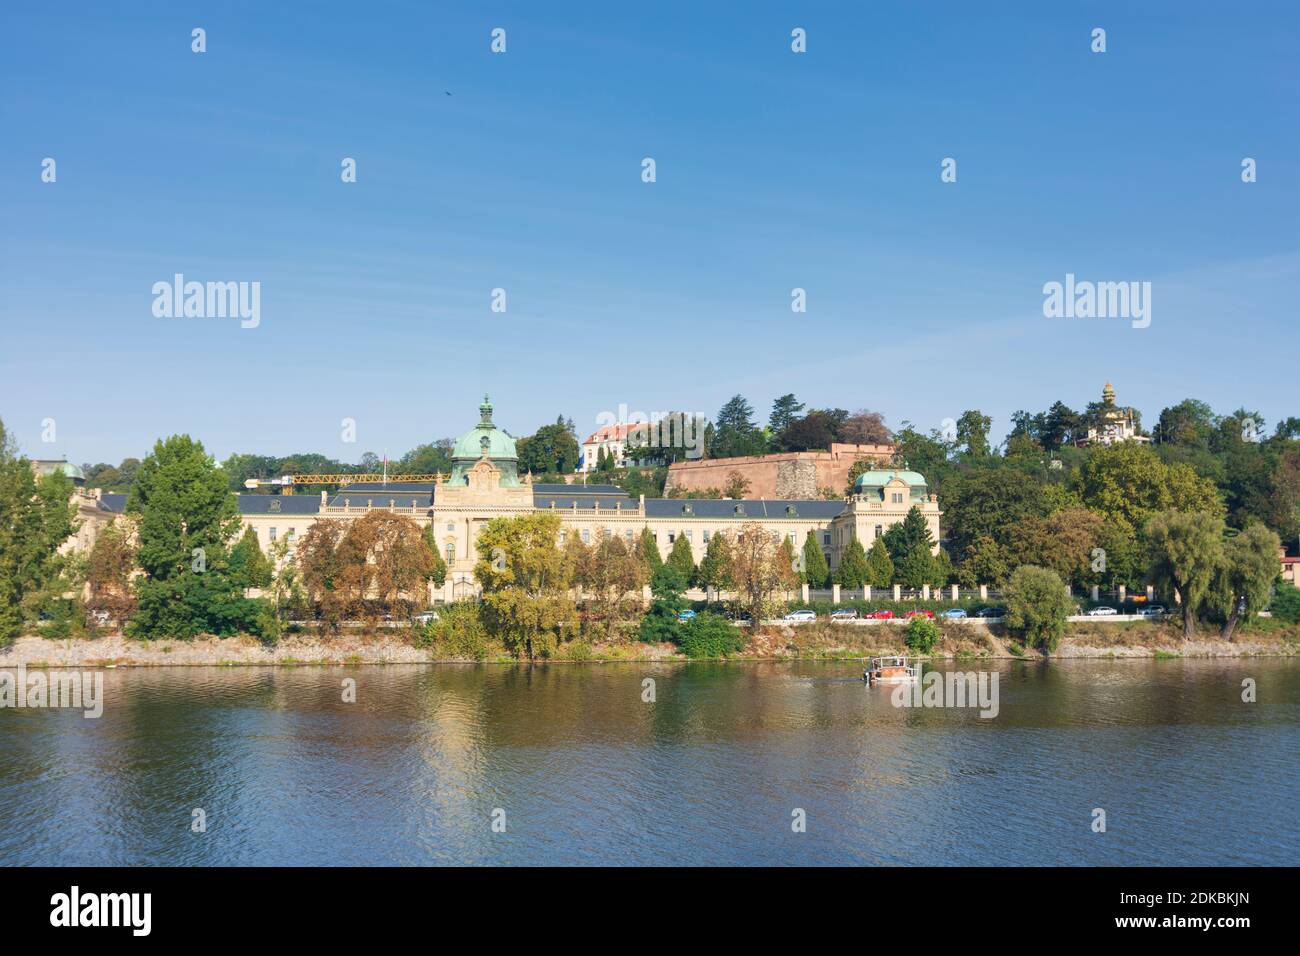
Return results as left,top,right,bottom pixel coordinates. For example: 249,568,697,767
86,518,138,625
728,523,799,626
337,511,437,621
1007,507,1105,588
296,519,349,630
723,470,751,500
582,533,649,639
475,511,575,659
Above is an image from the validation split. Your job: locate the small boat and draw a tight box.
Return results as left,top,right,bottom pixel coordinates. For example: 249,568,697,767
864,655,919,685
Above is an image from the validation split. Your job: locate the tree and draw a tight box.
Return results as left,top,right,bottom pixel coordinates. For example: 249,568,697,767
297,519,348,630
667,532,696,583
1213,524,1281,641
779,410,838,452
582,533,648,639
801,530,830,588
1004,565,1073,652
768,394,805,439
637,526,663,572
337,511,437,621
1077,442,1224,540
723,470,751,499
517,417,581,474
85,518,137,626
639,563,688,644
230,526,273,591
864,537,894,589
1006,507,1105,588
840,410,892,446
728,523,799,626
883,506,936,586
475,512,574,659
956,410,993,458
834,537,870,588
711,395,766,459
1272,582,1300,624
955,535,1009,589
696,532,735,591
1144,510,1225,640
942,468,1051,561
1153,399,1215,448
126,434,260,639
677,612,746,658
0,422,77,643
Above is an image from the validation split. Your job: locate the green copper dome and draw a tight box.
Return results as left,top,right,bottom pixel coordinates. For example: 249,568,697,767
449,395,521,486
854,469,928,501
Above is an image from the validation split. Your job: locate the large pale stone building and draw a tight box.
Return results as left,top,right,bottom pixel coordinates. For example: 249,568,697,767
91,397,941,602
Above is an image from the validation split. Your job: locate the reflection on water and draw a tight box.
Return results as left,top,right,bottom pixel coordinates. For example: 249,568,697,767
0,659,1296,865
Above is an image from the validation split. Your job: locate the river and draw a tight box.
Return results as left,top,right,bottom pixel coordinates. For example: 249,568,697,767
0,659,1295,865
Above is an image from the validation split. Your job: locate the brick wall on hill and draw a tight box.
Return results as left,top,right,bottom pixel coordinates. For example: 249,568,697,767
665,443,895,499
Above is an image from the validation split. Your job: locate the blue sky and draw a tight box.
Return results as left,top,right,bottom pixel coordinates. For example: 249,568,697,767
3,1,1297,465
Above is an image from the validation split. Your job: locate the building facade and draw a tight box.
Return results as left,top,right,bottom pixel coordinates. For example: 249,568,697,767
89,399,940,603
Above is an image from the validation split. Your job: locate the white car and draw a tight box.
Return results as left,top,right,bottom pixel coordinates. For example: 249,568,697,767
1137,605,1166,617
1087,606,1118,616
413,611,440,625
784,610,817,622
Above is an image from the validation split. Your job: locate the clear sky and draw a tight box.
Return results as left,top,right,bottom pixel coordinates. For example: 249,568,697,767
3,1,1297,466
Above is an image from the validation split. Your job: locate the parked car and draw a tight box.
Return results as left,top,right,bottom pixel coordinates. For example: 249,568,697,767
723,609,751,623
784,609,817,622
1137,605,1166,617
904,609,936,620
867,609,895,620
830,608,859,621
676,609,697,623
1087,606,1118,616
941,608,968,619
974,607,1002,618
413,611,440,625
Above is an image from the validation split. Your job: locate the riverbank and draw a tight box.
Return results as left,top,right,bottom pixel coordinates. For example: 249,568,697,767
3,619,1297,666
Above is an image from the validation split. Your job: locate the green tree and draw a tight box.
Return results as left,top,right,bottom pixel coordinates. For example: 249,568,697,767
667,532,697,583
956,409,993,458
864,537,894,589
127,434,257,639
768,394,805,445
638,526,663,572
711,395,766,459
517,417,581,475
1213,524,1281,641
1272,582,1300,623
639,563,688,643
0,420,78,643
883,506,937,586
955,535,1009,589
1004,565,1072,652
834,537,870,588
801,529,830,587
1144,510,1225,640
696,532,735,591
230,526,273,590
1077,442,1224,540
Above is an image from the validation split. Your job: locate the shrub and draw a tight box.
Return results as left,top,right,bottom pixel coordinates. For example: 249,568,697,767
417,602,495,660
1271,582,1300,624
677,612,746,659
904,616,940,654
1004,565,1072,652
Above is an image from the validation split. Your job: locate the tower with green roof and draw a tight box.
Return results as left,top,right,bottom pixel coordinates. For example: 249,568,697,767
448,395,521,486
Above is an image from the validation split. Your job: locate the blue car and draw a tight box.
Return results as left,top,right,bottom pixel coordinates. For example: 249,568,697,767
942,608,968,619
676,610,697,622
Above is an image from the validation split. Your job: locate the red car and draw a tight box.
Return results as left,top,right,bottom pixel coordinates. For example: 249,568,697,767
904,609,936,620
868,609,894,619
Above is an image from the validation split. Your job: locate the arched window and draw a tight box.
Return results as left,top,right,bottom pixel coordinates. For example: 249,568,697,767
446,542,455,564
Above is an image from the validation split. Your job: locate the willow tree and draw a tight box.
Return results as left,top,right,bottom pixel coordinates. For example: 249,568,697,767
1144,510,1225,640
1214,523,1281,641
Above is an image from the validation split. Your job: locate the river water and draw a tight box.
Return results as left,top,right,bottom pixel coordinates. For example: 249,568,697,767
0,659,1295,865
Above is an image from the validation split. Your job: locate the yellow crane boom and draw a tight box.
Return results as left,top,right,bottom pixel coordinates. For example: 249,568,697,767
242,473,443,493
